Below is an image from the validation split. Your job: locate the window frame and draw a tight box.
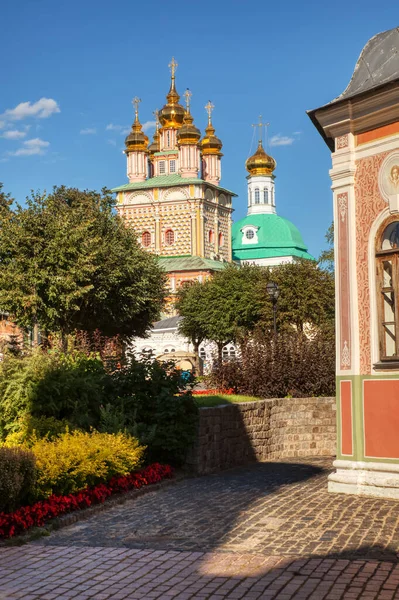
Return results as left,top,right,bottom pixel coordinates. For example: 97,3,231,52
165,228,175,246
254,188,260,204
375,217,399,362
159,160,166,174
141,231,151,247
169,159,176,173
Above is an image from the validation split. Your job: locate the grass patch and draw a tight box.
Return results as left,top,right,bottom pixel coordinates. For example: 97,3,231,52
194,394,261,408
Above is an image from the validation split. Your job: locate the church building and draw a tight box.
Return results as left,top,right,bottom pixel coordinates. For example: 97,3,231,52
111,58,236,290
232,127,314,266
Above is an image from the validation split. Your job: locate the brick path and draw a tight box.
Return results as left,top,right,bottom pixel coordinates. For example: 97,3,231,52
2,458,399,599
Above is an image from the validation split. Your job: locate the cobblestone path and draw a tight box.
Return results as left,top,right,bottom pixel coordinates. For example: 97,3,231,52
2,458,399,599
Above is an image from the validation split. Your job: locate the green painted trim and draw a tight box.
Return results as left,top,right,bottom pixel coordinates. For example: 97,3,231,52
153,150,177,156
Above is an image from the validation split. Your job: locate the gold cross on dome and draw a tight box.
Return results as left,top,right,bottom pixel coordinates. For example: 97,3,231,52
205,100,215,124
132,96,141,118
153,109,159,130
183,88,192,111
252,114,270,143
168,57,178,78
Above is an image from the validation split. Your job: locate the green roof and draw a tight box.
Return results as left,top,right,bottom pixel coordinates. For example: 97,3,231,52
153,150,177,156
158,255,228,273
232,213,314,261
111,174,237,196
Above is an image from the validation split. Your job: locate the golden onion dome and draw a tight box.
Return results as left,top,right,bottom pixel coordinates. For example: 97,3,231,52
246,140,276,176
125,98,149,153
201,101,223,155
158,58,185,128
177,110,201,145
201,123,223,155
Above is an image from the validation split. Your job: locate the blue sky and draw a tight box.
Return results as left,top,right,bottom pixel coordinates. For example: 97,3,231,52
1,1,398,258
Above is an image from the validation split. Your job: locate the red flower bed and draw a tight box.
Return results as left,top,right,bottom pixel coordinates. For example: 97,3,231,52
192,389,234,395
0,463,173,540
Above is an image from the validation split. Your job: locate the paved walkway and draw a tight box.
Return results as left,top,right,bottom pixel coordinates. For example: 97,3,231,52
2,458,399,599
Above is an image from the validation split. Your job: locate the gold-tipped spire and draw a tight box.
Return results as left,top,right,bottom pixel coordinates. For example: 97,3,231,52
201,100,222,155
148,109,161,154
159,57,185,128
246,117,276,176
177,89,201,145
252,114,270,144
125,96,149,152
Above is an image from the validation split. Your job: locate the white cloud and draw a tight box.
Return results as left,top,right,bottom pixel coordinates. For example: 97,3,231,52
0,121,5,129
106,123,123,131
9,138,50,156
106,123,130,135
269,134,295,147
2,98,60,121
80,128,96,135
2,129,27,140
107,139,117,146
142,120,156,132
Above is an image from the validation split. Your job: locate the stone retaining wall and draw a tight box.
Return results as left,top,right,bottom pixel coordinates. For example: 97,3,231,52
186,397,336,474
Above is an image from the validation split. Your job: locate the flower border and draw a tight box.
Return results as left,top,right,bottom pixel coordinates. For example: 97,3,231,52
0,463,173,540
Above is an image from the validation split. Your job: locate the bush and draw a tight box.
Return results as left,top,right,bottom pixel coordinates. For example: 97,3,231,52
0,350,107,440
0,348,198,467
106,356,198,466
3,416,72,447
210,328,335,398
0,447,36,512
30,430,145,498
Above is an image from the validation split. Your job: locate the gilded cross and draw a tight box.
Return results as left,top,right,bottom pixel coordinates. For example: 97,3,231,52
183,88,192,111
205,100,215,124
132,96,141,118
168,57,178,78
153,109,159,131
252,114,269,142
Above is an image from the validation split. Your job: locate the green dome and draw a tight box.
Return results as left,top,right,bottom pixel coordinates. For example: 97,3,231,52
232,213,314,262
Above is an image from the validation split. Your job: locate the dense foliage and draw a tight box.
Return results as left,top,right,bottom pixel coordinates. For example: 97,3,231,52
209,328,335,398
30,430,145,498
177,261,335,354
0,184,166,343
0,447,36,512
0,349,198,466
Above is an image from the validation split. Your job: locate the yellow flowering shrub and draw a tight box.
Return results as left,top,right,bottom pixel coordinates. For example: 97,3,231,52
30,430,145,498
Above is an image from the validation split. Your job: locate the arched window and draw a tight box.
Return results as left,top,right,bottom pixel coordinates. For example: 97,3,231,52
142,231,151,247
254,188,260,204
167,131,171,147
209,230,214,244
165,229,174,245
264,188,269,204
219,232,224,247
199,348,206,360
376,220,399,360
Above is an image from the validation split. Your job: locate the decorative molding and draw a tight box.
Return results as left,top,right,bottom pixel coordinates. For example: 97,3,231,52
337,191,351,370
355,152,388,374
341,341,351,367
336,134,349,150
338,193,348,222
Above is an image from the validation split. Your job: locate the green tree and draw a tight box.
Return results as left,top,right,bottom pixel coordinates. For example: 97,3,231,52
319,221,334,272
0,185,166,344
265,259,335,333
177,264,264,360
175,281,209,356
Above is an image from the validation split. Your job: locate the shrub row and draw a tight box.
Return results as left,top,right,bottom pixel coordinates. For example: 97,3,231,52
0,431,145,510
0,350,199,466
210,329,335,398
0,463,173,539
